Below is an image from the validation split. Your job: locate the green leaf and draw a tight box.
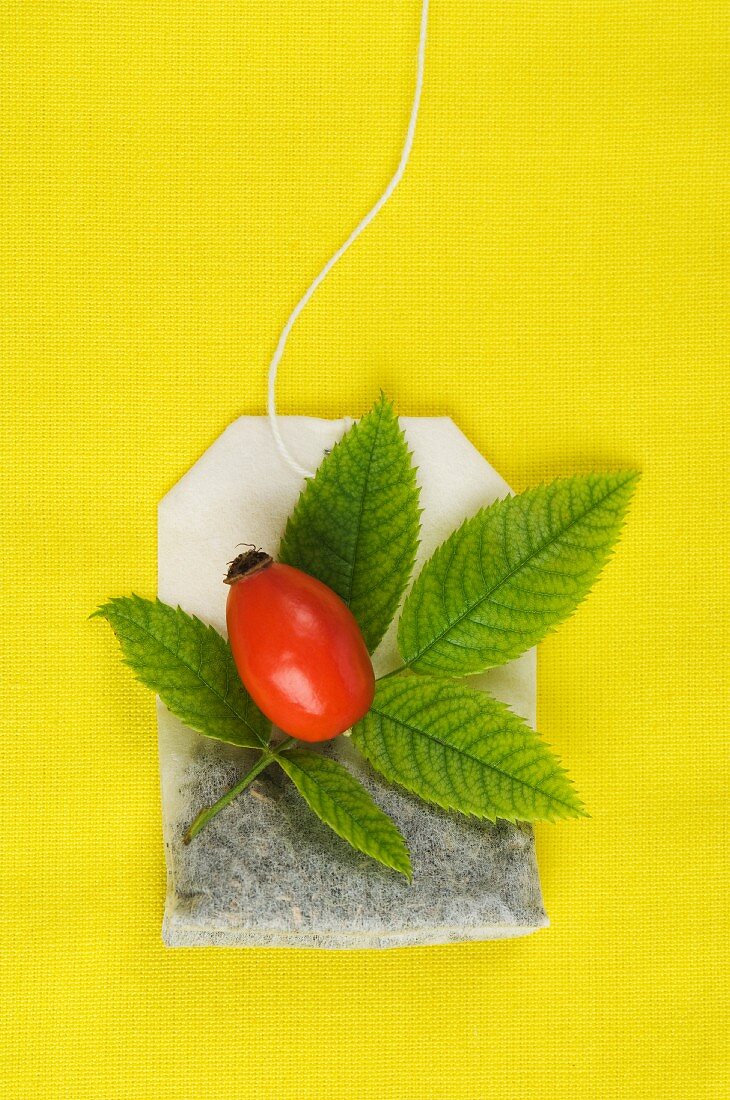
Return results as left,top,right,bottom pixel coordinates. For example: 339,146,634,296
276,748,412,878
352,676,586,823
398,471,639,675
279,392,420,653
93,596,269,749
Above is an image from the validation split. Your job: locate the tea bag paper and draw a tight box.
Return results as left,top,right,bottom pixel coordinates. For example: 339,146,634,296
158,416,548,947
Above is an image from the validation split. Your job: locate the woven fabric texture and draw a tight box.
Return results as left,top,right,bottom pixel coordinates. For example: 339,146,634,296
2,2,728,1097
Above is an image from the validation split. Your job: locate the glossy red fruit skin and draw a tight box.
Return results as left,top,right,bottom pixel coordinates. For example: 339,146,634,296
226,560,375,742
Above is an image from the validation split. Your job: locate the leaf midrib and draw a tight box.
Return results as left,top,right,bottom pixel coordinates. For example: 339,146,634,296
108,606,264,742
405,475,633,667
342,397,386,607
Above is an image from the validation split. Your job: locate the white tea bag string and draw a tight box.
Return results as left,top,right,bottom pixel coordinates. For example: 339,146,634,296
267,0,430,478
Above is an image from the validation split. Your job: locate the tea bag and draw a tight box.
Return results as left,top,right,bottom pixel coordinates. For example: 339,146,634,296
158,416,547,947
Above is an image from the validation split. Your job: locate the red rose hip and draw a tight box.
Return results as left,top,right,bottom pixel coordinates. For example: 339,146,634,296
225,550,375,741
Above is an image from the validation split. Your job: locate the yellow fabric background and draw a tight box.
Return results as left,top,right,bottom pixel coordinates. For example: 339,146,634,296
2,1,727,1096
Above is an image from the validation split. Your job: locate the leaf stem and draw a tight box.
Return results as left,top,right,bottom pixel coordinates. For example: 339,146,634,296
182,735,296,844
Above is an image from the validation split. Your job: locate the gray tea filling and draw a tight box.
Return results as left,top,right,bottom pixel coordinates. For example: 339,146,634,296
158,416,548,948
